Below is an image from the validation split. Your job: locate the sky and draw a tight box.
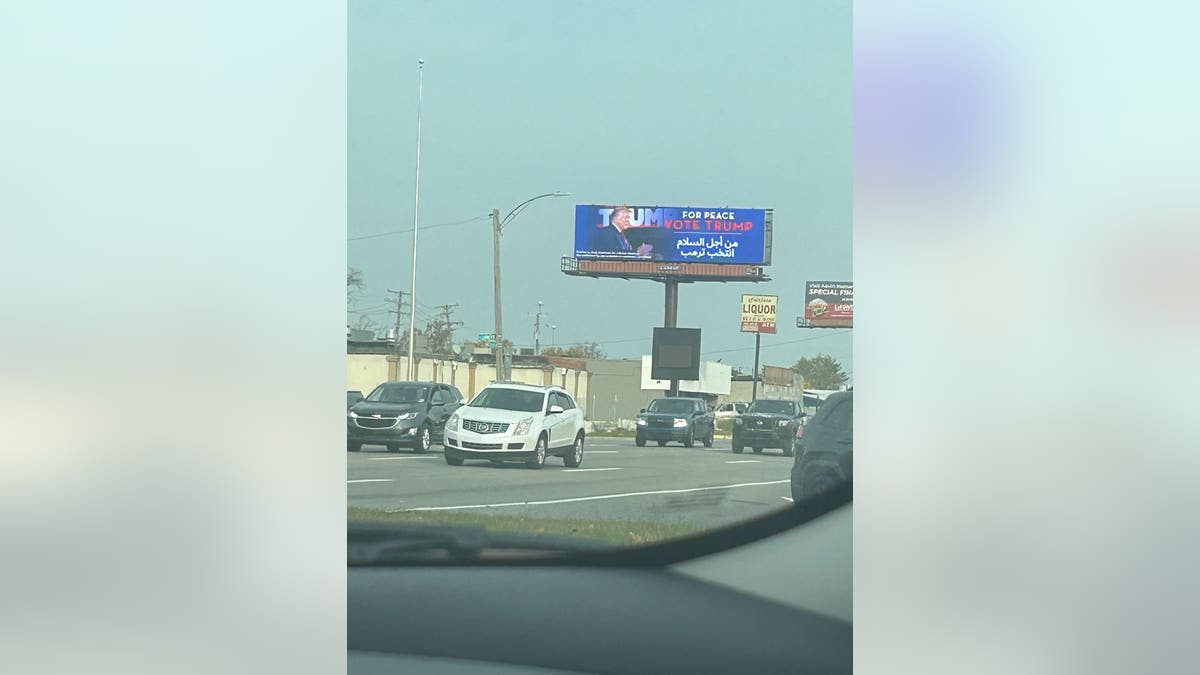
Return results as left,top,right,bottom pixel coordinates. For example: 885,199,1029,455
348,0,851,378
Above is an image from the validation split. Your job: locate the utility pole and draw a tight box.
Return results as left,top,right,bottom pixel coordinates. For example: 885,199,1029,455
751,332,762,401
433,303,463,354
534,301,544,355
386,289,410,357
492,208,506,380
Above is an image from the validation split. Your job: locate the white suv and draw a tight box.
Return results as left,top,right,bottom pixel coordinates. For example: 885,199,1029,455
443,383,586,469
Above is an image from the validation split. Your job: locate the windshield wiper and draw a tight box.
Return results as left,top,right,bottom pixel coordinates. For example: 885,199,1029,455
348,522,612,564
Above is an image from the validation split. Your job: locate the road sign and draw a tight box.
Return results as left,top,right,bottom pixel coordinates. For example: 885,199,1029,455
796,317,812,328
478,333,496,342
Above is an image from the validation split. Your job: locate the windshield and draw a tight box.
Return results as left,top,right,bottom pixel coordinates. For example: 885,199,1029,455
646,399,696,415
346,0,851,561
747,400,794,415
366,384,428,404
468,387,545,412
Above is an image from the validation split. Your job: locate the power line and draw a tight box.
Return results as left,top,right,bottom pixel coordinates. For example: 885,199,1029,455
701,330,851,355
347,215,489,242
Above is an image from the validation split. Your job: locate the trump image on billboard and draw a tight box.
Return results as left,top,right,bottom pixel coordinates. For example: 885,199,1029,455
574,204,767,264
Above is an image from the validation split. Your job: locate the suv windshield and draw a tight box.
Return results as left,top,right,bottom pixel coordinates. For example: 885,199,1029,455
746,400,794,415
647,399,696,415
366,384,428,404
469,387,545,413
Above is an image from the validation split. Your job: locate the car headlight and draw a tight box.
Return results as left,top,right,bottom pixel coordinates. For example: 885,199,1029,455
733,418,743,426
636,419,647,426
778,420,790,427
446,412,459,431
673,418,688,428
348,410,358,418
398,412,418,421
514,416,534,435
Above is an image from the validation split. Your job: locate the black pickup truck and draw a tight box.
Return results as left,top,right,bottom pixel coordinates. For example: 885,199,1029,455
732,399,805,456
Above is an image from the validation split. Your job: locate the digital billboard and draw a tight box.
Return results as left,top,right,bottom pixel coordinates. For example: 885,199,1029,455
574,205,768,265
650,327,702,381
804,281,853,327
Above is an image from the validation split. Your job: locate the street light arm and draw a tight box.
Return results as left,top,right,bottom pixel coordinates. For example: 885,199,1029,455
499,191,570,233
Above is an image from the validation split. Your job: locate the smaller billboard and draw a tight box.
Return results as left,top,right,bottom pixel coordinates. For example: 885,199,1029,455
740,294,778,334
804,281,853,327
650,327,702,381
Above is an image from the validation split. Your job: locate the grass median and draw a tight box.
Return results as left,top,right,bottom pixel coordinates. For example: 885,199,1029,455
349,507,702,546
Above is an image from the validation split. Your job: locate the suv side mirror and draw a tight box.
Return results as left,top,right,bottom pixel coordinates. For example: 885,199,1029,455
640,408,646,414
548,404,565,414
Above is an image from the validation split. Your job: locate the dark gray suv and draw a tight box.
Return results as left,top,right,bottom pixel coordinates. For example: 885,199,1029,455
791,391,852,500
635,397,716,448
347,381,463,453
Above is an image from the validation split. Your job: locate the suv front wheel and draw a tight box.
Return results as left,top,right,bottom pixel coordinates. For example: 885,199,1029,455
526,435,547,469
563,432,584,467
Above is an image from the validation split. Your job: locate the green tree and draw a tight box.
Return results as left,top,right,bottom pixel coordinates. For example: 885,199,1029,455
791,354,848,389
542,342,605,360
423,320,457,355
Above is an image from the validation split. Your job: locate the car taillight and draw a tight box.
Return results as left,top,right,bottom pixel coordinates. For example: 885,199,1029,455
794,425,805,439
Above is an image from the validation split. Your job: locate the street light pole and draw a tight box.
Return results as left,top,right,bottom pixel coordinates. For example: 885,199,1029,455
406,59,424,380
491,208,504,379
491,191,569,381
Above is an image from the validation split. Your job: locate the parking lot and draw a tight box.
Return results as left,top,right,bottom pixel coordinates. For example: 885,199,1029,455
348,436,795,529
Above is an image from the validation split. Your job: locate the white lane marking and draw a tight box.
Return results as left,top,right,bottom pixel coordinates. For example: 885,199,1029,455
367,456,436,461
348,479,394,484
404,479,789,511
726,460,761,464
781,496,794,502
562,467,621,473
587,450,620,454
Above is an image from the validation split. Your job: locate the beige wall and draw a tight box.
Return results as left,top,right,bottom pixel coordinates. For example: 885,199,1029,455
346,354,390,395
346,354,589,410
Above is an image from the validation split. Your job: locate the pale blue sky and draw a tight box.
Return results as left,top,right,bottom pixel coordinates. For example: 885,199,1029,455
349,0,851,375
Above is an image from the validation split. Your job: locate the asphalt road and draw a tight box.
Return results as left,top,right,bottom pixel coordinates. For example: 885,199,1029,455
348,436,796,529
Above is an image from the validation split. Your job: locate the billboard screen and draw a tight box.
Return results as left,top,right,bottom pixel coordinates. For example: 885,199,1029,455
740,294,778,334
574,205,768,264
804,281,853,326
650,327,701,381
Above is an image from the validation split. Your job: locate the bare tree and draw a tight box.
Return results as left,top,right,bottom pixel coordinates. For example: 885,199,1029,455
347,267,364,303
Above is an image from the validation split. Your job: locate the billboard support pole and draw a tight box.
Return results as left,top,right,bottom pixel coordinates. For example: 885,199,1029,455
664,280,679,397
751,332,761,401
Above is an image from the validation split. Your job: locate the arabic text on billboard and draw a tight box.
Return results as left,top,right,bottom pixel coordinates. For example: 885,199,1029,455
574,205,767,264
804,281,853,324
740,294,778,334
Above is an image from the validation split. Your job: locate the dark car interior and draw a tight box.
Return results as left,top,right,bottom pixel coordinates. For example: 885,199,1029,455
349,484,852,675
